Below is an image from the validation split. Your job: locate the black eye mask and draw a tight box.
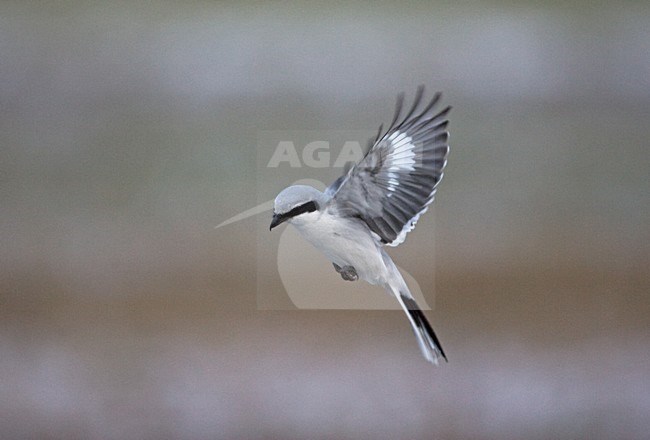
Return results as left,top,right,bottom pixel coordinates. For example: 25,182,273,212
270,201,319,230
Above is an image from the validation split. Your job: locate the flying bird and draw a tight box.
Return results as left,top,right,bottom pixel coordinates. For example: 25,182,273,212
270,87,450,364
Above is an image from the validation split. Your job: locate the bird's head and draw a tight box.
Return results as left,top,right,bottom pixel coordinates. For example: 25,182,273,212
270,185,322,230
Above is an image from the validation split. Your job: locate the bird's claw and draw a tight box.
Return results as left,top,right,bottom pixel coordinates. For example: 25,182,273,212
333,263,358,281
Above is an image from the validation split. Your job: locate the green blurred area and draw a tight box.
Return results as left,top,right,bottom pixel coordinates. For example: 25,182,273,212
0,1,648,439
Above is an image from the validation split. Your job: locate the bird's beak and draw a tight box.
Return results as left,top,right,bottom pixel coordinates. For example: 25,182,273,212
269,212,286,230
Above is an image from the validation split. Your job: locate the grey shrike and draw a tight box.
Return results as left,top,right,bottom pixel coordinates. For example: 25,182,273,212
270,87,450,364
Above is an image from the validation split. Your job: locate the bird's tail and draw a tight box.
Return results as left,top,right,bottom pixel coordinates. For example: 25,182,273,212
382,252,447,365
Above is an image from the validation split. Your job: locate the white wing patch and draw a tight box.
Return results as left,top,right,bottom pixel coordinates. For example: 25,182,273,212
386,130,416,197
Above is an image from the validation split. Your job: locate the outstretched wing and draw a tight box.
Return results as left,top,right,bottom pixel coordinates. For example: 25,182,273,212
327,87,450,246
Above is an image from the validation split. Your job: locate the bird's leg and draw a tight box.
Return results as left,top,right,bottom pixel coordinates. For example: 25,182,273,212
332,263,358,281
340,266,358,281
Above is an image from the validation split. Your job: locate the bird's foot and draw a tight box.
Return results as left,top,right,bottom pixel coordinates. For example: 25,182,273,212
333,263,358,281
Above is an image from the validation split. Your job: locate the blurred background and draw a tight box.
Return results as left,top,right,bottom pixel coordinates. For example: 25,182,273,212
1,1,648,439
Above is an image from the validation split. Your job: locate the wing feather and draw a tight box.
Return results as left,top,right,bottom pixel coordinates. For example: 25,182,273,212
327,87,451,246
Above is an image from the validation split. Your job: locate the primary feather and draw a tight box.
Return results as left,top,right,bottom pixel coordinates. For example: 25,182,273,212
328,86,450,246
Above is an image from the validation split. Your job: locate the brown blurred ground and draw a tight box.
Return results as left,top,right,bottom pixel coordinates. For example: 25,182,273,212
2,263,648,439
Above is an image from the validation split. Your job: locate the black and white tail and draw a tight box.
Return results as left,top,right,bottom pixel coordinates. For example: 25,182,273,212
395,293,447,364
382,250,446,364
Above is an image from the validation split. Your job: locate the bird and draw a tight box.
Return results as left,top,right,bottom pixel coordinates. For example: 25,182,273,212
269,86,450,364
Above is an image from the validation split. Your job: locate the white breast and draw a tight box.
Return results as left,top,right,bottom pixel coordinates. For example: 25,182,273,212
289,211,389,285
